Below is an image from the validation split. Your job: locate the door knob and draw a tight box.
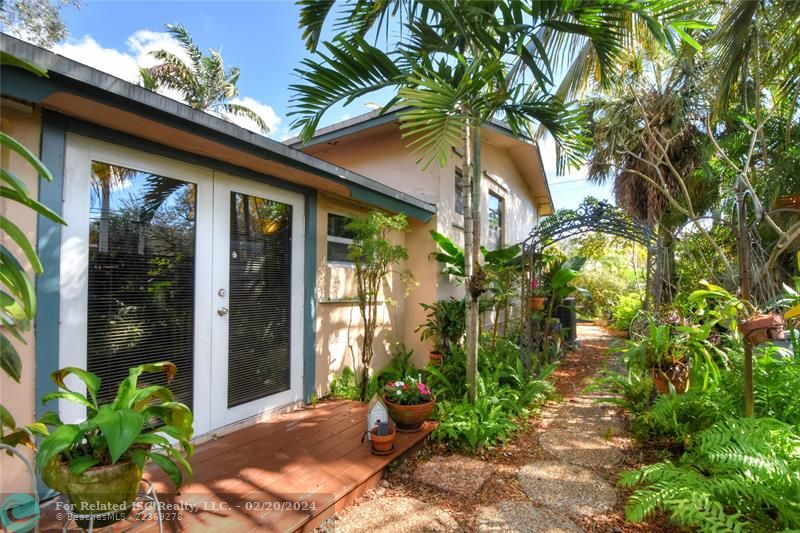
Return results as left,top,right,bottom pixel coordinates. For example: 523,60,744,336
217,306,229,316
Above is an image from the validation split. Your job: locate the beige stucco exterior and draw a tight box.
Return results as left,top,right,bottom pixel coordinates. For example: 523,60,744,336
301,122,546,368
312,193,412,396
0,102,41,494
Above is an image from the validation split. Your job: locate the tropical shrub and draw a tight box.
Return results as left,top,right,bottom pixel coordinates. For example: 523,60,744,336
622,417,800,531
429,336,554,452
328,341,420,401
631,387,736,443
613,292,644,332
415,298,465,355
586,370,654,417
347,211,409,401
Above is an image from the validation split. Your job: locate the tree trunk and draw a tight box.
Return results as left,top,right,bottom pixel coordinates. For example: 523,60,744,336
462,113,482,404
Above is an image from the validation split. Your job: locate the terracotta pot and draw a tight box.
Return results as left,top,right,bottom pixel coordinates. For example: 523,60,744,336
429,351,443,366
385,396,436,432
651,366,689,394
45,455,144,528
529,296,546,311
370,425,396,455
738,314,786,345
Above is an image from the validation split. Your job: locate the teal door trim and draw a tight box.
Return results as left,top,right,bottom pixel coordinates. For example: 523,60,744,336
34,111,319,422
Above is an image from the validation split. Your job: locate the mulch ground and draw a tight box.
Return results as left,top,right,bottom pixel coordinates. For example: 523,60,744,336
320,325,678,532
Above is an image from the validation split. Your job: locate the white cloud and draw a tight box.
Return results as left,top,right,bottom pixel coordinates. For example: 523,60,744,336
51,31,283,138
226,96,283,137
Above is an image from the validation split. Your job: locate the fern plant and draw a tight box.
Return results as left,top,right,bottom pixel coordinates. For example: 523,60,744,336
621,416,800,531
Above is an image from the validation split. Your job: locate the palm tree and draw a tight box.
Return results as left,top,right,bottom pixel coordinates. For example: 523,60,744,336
140,24,270,133
710,0,800,119
290,0,698,400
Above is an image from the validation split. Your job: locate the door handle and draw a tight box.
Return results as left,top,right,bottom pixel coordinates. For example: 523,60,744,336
217,306,229,316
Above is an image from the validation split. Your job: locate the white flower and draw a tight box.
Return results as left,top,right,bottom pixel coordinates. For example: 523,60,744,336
396,390,402,395
394,381,404,387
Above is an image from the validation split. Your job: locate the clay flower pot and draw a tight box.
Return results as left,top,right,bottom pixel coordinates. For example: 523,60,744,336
370,425,396,455
738,313,786,345
529,296,546,311
385,396,436,432
651,364,690,395
429,351,443,366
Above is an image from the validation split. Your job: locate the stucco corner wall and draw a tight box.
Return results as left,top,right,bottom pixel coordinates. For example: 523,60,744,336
312,195,410,397
0,102,42,494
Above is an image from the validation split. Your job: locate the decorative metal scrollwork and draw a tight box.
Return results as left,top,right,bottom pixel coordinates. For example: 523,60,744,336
519,199,664,375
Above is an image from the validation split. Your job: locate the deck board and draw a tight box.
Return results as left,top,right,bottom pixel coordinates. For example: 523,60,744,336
40,400,434,532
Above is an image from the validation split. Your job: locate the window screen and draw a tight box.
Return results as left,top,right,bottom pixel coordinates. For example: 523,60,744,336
87,161,196,408
454,169,464,215
327,213,355,263
487,191,504,251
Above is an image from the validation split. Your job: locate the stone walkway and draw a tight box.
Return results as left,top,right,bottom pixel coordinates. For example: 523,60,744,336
325,325,626,532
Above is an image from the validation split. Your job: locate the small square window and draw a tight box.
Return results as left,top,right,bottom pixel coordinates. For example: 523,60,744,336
454,168,464,215
327,213,355,264
487,192,504,251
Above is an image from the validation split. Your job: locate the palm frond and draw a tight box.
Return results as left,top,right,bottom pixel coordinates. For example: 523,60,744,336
221,103,270,133
298,0,337,51
165,23,203,67
710,0,758,112
289,35,407,141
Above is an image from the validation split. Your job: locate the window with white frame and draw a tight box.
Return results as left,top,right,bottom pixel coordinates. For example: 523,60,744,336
327,213,356,263
454,168,464,215
487,191,504,250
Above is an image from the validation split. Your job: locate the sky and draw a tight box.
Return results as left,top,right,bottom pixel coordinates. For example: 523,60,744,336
51,0,612,211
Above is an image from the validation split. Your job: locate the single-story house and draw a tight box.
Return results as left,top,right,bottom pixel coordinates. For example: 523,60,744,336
0,34,552,494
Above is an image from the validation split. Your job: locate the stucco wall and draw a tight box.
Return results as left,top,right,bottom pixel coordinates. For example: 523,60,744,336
308,127,542,360
0,103,41,494
313,194,411,397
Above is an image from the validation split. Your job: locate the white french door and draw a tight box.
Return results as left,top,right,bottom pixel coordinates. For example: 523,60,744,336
209,173,304,429
60,136,304,436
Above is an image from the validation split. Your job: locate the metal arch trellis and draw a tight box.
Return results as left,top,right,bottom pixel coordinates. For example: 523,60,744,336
519,200,666,374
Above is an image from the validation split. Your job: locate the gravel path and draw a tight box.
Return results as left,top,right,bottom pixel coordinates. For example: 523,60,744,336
320,325,637,532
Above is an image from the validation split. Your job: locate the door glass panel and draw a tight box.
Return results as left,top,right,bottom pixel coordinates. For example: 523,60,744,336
88,162,196,407
228,192,292,407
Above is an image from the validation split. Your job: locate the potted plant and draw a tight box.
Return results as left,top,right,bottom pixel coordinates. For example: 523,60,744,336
529,277,546,310
738,313,787,345
621,321,690,394
36,362,194,528
384,378,435,432
367,421,396,455
416,298,465,366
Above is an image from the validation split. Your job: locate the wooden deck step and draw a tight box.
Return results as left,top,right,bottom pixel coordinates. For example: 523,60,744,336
39,400,435,532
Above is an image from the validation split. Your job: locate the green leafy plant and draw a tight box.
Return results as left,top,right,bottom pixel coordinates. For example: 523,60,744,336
621,417,800,531
587,370,655,417
328,341,419,401
384,378,432,406
617,319,723,391
0,52,68,453
429,336,554,452
378,341,419,384
36,362,194,489
415,298,465,355
613,292,644,333
347,211,410,401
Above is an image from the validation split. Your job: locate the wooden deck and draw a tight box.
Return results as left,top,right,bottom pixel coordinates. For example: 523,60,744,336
41,400,435,532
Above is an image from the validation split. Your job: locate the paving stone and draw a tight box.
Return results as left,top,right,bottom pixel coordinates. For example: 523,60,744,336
475,501,581,532
517,461,617,516
333,496,462,532
414,455,495,499
540,401,625,436
539,430,623,468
